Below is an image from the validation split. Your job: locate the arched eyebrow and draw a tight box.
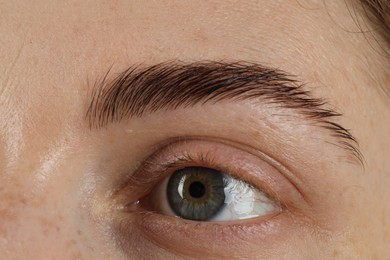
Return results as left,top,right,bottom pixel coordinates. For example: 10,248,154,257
86,60,363,165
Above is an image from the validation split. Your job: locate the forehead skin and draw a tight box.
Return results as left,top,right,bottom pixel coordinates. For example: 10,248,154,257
0,0,389,259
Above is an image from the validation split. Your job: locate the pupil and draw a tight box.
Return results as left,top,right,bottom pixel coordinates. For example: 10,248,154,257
189,181,206,198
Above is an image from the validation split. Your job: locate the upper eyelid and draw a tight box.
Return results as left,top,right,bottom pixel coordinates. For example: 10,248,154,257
86,60,364,166
120,138,306,209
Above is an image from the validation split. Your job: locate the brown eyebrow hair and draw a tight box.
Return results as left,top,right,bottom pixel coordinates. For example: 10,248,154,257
86,61,363,164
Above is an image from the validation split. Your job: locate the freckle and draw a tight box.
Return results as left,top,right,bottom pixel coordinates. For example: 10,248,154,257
39,217,48,226
0,227,6,236
0,208,18,235
0,208,15,236
39,215,63,237
0,208,16,220
43,228,49,237
20,197,27,205
332,250,339,257
72,251,84,260
66,239,77,247
77,229,82,236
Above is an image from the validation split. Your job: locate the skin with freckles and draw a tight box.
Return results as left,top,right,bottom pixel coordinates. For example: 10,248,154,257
0,0,390,259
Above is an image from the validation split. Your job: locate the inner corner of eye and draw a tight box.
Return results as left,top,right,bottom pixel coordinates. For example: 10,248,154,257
140,166,280,222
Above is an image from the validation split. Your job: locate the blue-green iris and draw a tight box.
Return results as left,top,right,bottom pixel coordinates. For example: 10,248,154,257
167,167,226,221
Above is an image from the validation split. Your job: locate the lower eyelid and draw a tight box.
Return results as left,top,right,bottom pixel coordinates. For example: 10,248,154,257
116,209,289,258
114,205,328,259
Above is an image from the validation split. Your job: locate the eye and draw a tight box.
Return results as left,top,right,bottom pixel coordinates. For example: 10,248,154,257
126,139,286,223
147,166,280,221
115,139,307,257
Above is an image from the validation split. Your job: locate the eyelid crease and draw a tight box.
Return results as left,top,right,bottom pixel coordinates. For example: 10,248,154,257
86,60,364,165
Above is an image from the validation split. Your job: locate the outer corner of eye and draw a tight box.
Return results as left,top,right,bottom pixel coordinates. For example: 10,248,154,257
137,166,282,223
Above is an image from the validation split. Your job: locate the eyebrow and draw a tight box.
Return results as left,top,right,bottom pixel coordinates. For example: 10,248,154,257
86,61,363,164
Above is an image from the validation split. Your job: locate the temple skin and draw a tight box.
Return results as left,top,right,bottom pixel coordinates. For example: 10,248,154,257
0,0,389,259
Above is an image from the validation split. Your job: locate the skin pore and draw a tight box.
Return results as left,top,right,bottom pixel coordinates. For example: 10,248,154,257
0,0,389,259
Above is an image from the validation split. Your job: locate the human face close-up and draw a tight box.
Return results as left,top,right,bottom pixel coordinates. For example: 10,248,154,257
0,0,389,259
